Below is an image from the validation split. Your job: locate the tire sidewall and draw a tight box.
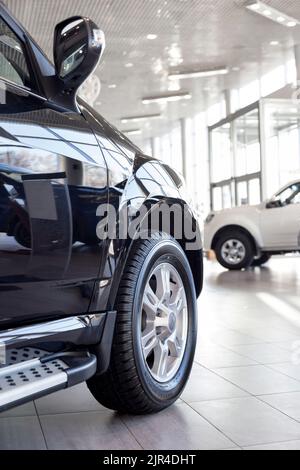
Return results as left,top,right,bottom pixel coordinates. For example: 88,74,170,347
216,232,254,270
132,238,197,405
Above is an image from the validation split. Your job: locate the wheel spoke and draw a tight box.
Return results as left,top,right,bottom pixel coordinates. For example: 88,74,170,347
167,333,182,358
141,327,158,358
143,284,159,320
152,341,169,377
171,285,185,314
156,264,171,301
154,316,169,328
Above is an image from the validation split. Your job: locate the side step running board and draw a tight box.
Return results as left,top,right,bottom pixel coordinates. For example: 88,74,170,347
0,348,97,412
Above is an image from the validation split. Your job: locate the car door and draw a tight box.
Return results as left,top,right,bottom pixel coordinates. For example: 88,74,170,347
260,183,300,250
0,15,108,327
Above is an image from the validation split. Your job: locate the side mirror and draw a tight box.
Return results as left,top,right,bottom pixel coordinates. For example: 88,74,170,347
266,199,282,209
53,16,105,95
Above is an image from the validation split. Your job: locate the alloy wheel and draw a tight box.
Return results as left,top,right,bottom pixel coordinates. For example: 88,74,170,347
140,262,188,383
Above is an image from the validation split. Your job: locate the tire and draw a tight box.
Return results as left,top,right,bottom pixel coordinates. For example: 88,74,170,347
13,221,31,248
87,232,197,414
215,229,254,270
251,253,271,267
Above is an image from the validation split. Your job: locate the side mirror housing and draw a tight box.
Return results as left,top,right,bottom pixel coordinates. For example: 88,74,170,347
266,199,282,209
53,16,105,97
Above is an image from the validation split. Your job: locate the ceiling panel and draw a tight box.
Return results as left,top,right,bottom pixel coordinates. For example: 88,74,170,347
3,0,300,138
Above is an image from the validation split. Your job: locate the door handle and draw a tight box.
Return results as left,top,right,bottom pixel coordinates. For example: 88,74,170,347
22,172,67,181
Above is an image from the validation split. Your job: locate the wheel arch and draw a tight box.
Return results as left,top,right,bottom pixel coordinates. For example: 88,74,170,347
211,224,258,255
142,199,203,298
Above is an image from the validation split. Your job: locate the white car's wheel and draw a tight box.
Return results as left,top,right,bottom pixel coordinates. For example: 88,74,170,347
215,230,254,270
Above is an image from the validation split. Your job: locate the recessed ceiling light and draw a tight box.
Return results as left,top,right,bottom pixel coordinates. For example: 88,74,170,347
245,1,299,28
168,67,228,80
248,3,260,10
121,114,162,123
270,41,279,46
108,84,117,89
142,92,192,104
123,129,142,136
147,34,157,40
125,63,133,68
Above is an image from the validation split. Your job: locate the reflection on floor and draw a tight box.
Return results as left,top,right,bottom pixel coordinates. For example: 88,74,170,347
1,256,300,450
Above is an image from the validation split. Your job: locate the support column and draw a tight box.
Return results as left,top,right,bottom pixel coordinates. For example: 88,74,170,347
180,118,187,180
223,89,231,117
150,137,155,157
294,45,300,169
294,44,300,83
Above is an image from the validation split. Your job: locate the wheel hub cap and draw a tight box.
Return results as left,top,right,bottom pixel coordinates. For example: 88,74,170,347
221,239,246,265
168,312,176,333
140,263,188,383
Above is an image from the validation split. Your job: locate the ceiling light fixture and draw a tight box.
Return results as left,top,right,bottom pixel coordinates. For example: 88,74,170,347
121,113,161,124
123,129,142,136
125,62,134,68
245,1,299,27
147,34,158,40
108,84,117,89
168,67,228,80
142,92,192,104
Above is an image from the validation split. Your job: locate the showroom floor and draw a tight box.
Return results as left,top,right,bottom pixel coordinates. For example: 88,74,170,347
1,256,300,450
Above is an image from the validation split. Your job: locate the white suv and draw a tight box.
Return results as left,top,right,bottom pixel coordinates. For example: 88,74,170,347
204,180,300,270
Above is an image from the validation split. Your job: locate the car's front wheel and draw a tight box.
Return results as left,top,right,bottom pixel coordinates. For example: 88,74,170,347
87,232,197,414
214,230,254,270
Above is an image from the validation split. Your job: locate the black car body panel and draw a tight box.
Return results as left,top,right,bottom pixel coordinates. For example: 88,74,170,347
0,2,203,343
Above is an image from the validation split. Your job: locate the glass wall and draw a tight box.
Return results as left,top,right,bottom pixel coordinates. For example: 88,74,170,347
210,97,300,210
210,103,261,210
152,122,183,173
261,99,300,199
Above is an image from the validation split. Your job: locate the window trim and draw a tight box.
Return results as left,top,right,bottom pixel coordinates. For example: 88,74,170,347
0,76,46,101
0,12,40,94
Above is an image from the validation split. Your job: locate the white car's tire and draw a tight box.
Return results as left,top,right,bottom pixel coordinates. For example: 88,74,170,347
251,254,271,267
215,230,255,270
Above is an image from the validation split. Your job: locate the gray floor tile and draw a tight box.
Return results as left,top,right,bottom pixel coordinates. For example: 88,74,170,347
123,403,237,450
208,329,261,347
0,416,46,450
268,363,300,381
259,392,300,421
0,402,36,418
244,440,300,450
35,383,106,415
181,363,248,403
240,327,300,343
227,343,292,365
2,256,300,450
273,341,298,352
214,365,300,395
195,345,257,368
192,397,300,447
40,411,142,450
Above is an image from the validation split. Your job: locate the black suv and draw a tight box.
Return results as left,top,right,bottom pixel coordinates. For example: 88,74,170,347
0,3,203,414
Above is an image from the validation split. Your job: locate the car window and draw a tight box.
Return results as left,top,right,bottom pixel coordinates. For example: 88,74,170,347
275,183,300,205
0,17,30,88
